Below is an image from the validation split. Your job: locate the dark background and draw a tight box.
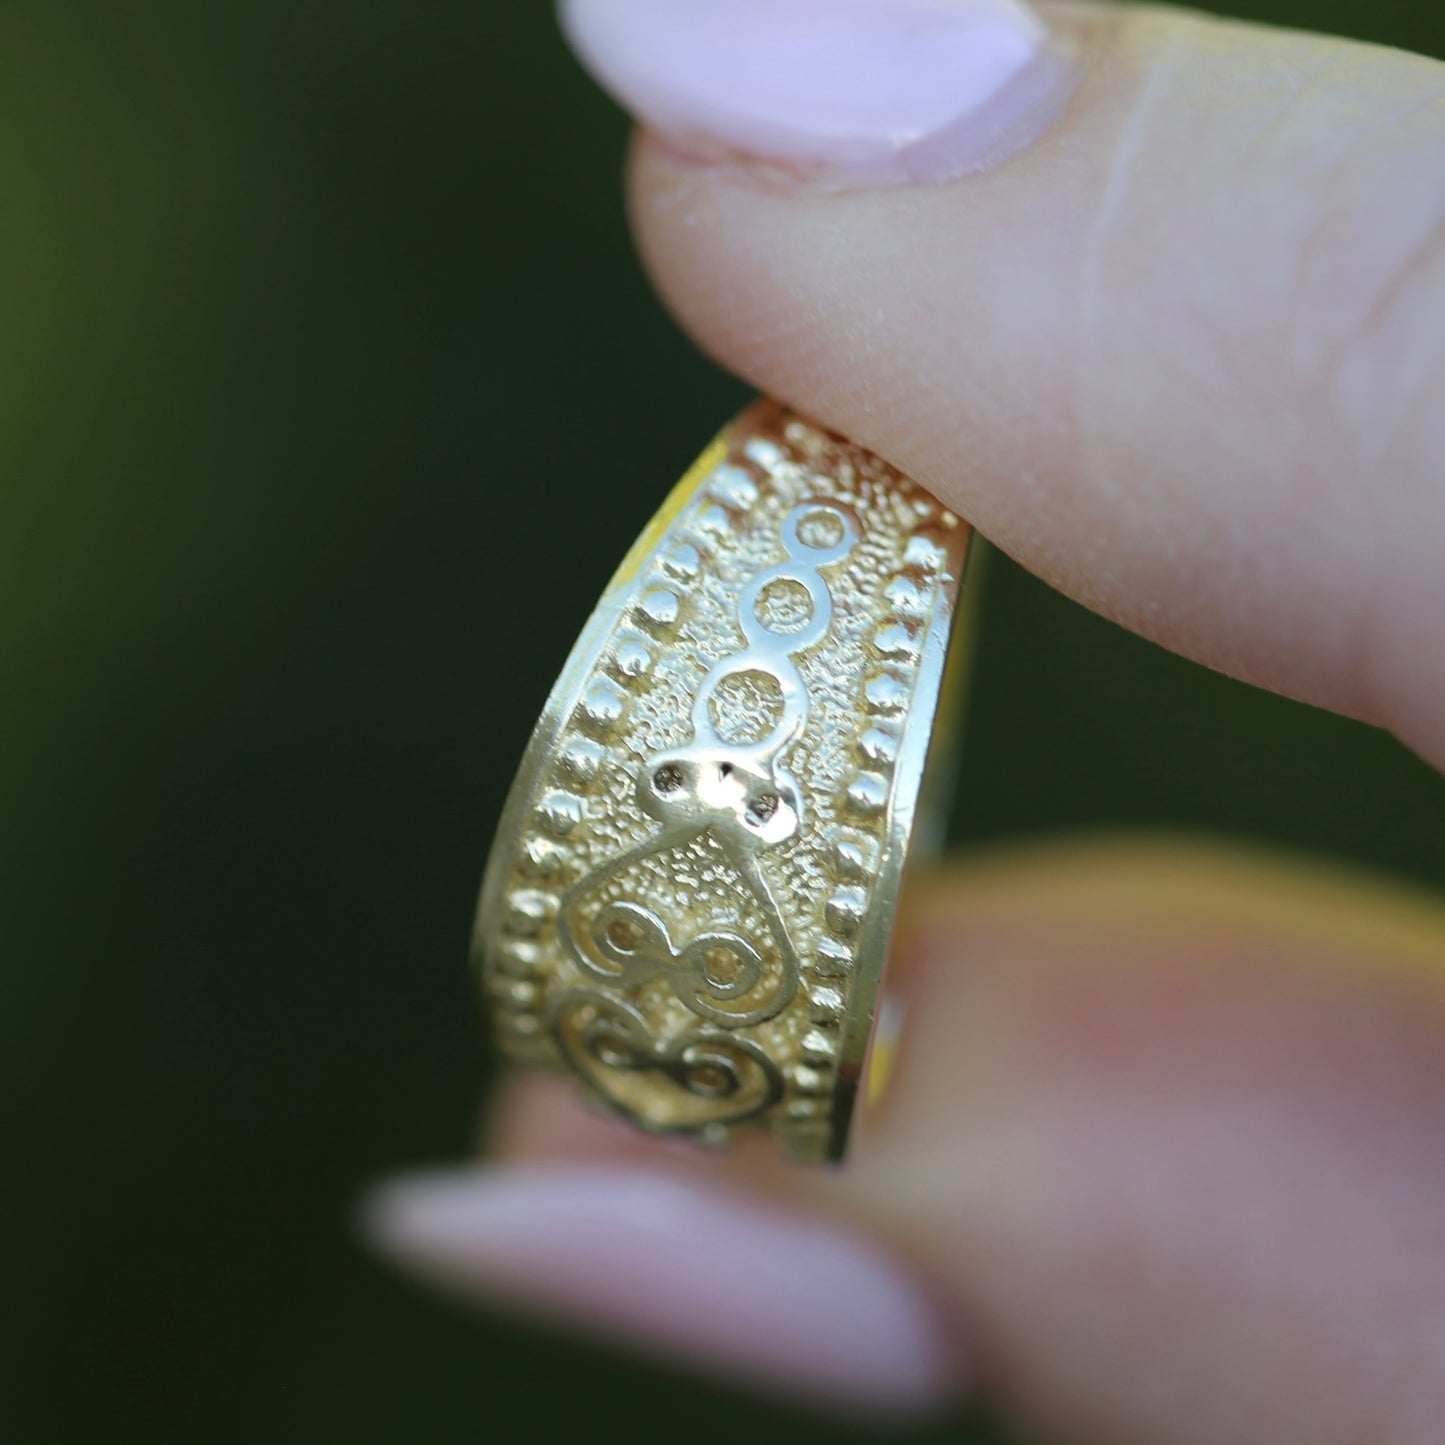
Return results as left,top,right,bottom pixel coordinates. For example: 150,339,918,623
5,2,1443,1442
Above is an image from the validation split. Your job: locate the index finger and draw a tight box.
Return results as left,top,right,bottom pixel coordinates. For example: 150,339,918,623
566,0,1445,766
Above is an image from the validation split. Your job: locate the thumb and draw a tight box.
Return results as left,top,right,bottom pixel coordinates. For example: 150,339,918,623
365,842,1445,1443
565,0,1445,767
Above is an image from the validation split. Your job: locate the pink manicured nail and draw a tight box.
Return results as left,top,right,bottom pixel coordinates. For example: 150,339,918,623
364,1166,958,1416
559,0,1069,183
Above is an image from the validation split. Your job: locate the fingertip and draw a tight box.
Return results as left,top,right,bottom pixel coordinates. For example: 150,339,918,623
568,0,1067,186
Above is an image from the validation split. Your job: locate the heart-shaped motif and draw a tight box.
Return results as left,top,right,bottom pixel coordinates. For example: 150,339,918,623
561,830,799,1028
550,989,782,1132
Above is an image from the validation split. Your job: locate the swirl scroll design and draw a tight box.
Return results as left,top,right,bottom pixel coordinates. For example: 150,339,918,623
588,900,773,1027
551,989,784,1130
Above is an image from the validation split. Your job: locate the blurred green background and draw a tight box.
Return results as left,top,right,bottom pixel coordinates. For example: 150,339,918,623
4,2,1443,1441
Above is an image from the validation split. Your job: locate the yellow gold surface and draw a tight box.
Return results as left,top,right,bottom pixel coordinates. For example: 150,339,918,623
474,402,973,1162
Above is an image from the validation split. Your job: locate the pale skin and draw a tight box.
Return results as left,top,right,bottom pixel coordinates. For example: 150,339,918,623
368,6,1445,1442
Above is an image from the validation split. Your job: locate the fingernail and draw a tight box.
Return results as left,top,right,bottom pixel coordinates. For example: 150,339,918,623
363,1166,958,1416
559,0,1071,184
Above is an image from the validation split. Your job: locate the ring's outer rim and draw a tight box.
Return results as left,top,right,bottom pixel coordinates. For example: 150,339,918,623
473,402,972,1163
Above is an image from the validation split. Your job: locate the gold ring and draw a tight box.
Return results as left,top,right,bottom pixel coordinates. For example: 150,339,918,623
473,401,977,1162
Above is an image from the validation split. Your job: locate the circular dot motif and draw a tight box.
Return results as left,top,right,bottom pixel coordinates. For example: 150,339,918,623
754,577,815,635
795,507,847,552
708,668,786,746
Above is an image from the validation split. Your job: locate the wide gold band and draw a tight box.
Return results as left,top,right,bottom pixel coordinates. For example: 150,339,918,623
474,402,975,1162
